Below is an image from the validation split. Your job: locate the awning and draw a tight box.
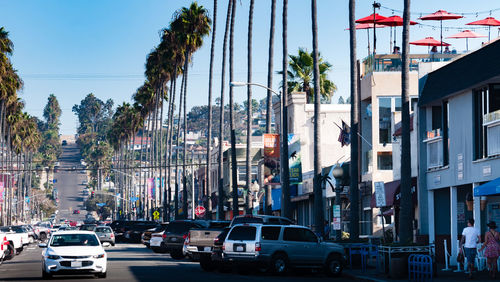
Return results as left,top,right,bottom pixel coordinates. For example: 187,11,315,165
291,192,313,203
370,177,418,208
473,177,500,196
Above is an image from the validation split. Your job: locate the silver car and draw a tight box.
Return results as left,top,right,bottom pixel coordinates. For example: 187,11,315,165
223,224,346,277
95,226,115,246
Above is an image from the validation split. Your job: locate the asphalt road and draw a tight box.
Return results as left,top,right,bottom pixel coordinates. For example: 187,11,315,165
0,243,353,282
54,142,86,222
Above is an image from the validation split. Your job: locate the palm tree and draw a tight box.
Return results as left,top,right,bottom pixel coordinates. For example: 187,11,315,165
399,0,412,243
228,0,238,217
245,0,255,214
217,0,232,220
284,48,337,103
264,0,277,215
205,0,217,217
281,0,292,220
311,0,325,236
171,2,211,219
348,0,360,240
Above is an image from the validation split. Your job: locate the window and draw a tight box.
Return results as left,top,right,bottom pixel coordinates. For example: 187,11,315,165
377,152,393,170
431,106,442,130
283,227,318,242
237,165,258,182
475,84,500,159
395,98,402,112
261,227,281,241
410,98,419,112
228,226,257,241
379,98,392,144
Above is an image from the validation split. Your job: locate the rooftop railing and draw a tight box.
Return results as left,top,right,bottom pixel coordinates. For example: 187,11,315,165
363,53,461,75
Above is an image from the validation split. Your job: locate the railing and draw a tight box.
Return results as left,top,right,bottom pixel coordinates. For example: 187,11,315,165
363,54,461,75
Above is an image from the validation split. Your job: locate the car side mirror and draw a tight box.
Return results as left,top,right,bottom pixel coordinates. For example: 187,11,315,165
39,243,47,248
102,242,111,248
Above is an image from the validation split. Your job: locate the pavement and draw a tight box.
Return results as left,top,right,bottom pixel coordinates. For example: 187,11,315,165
0,243,358,281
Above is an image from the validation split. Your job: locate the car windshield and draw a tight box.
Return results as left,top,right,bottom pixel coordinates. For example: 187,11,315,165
50,234,100,247
95,227,111,233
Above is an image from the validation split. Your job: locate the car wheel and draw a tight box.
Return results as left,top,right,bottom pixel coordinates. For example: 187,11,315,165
170,250,184,260
111,242,115,246
42,270,52,280
200,255,216,272
325,255,343,277
96,271,107,278
29,236,34,244
15,247,23,255
270,254,289,275
5,244,15,260
40,233,47,241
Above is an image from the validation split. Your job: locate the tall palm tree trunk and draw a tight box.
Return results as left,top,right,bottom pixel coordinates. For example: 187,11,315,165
158,85,165,220
399,0,412,243
281,0,292,219
264,0,276,216
348,0,360,240
311,0,324,235
183,54,190,219
206,0,218,217
229,0,239,218
138,126,145,218
245,0,254,214
175,74,186,219
218,0,232,220
166,74,177,221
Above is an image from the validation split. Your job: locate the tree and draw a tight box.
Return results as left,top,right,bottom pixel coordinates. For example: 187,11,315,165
229,0,239,217
245,0,255,213
284,48,337,104
399,0,413,243
338,96,345,104
205,0,217,216
348,0,360,240
311,0,325,236
43,94,61,130
217,0,232,220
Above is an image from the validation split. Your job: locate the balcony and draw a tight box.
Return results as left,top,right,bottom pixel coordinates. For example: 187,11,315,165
484,109,500,157
363,53,460,75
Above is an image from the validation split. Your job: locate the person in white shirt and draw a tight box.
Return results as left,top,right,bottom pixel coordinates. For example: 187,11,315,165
460,218,481,278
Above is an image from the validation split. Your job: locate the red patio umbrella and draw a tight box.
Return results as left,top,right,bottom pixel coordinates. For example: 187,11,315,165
377,16,419,51
446,30,486,51
346,23,387,56
466,17,500,42
410,37,450,52
419,10,463,53
356,13,388,56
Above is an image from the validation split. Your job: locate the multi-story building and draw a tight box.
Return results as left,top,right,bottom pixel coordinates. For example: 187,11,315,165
418,39,500,265
274,92,351,228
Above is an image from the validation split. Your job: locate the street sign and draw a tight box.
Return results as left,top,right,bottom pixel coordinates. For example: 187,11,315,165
194,206,206,217
374,181,386,207
333,218,341,230
153,210,160,220
333,205,341,218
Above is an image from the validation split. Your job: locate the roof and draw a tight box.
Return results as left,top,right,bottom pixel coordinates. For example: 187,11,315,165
419,38,500,106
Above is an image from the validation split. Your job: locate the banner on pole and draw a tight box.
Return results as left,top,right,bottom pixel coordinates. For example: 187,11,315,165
147,178,154,200
263,134,280,185
288,133,302,183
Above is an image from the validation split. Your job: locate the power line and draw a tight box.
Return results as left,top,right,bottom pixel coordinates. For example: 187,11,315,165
380,5,500,17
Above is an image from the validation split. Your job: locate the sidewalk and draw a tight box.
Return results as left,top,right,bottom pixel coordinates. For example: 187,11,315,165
344,264,495,281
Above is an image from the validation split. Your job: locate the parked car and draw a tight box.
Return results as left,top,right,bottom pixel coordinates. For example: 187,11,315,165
7,226,30,247
39,230,108,279
142,223,168,248
79,224,97,232
185,221,230,264
149,231,167,253
95,226,115,246
163,220,208,260
110,220,156,242
123,222,160,243
20,225,37,243
0,226,25,256
34,222,51,241
230,215,294,227
222,224,346,276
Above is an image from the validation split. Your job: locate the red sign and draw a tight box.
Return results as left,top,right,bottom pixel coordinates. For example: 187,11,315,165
195,206,206,217
263,134,280,158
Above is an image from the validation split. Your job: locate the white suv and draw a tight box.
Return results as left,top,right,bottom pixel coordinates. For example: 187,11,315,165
223,224,345,276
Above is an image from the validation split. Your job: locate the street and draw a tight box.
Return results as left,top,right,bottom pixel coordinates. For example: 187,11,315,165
0,243,352,281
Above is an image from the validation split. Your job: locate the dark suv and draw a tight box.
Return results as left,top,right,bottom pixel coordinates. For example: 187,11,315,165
164,220,208,259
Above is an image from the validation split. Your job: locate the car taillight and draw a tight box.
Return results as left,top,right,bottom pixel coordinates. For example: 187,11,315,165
110,234,114,238
222,245,225,251
182,233,188,240
255,242,261,252
184,233,190,245
214,237,220,243
162,233,167,239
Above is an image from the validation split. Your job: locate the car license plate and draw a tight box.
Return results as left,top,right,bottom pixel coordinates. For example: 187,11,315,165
204,247,211,252
171,237,177,242
71,261,82,268
236,246,244,252
125,234,130,238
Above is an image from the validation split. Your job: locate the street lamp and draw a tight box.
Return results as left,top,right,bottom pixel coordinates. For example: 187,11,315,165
332,164,347,241
231,81,290,218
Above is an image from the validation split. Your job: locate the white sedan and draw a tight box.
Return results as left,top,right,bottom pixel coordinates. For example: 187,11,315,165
39,230,108,279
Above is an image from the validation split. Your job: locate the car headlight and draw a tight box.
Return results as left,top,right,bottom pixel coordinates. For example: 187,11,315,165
47,254,60,260
93,254,105,259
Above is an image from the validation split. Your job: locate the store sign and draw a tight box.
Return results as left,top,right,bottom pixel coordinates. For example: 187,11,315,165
288,134,302,183
263,134,280,185
374,181,386,207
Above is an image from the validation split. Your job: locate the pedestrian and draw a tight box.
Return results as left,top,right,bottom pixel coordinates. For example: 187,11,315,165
323,220,331,240
460,218,481,279
479,221,500,278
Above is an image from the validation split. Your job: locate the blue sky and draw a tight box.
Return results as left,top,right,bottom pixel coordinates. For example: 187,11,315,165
2,0,499,134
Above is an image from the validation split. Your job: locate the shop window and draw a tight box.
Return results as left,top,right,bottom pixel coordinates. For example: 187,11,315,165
377,152,393,170
473,84,500,159
379,98,392,144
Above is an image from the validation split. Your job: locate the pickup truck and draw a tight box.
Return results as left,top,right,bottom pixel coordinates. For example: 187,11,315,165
164,220,208,260
34,222,51,240
0,227,24,256
185,221,230,264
